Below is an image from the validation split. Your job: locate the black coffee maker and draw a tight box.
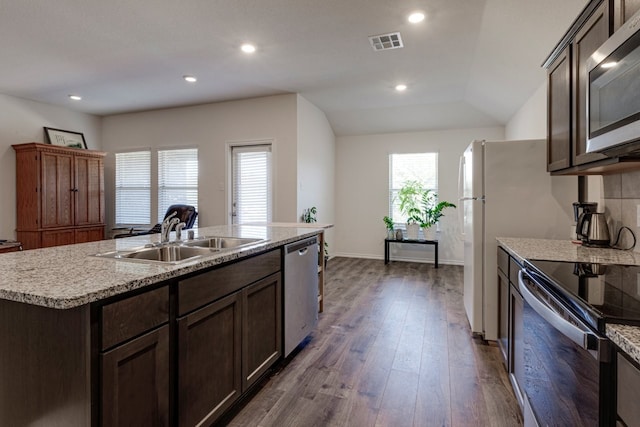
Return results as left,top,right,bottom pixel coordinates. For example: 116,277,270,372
572,202,598,242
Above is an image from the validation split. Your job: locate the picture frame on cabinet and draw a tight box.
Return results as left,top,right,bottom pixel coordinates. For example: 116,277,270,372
44,127,87,149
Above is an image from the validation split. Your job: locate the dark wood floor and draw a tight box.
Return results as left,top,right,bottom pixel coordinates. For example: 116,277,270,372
228,257,523,426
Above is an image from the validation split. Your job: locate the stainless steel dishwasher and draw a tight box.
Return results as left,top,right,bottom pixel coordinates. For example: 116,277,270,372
284,236,319,356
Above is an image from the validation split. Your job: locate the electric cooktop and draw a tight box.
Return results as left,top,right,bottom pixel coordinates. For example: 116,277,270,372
524,259,640,333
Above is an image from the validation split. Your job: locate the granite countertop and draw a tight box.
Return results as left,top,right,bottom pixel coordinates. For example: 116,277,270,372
497,237,640,364
0,225,324,310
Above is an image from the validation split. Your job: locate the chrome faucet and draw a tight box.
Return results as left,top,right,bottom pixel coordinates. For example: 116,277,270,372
175,222,186,241
160,212,180,243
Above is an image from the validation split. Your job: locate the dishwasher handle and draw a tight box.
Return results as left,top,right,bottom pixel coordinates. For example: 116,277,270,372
518,270,605,360
286,236,318,254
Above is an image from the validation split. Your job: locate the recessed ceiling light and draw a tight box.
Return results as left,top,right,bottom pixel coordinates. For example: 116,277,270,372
395,84,407,92
241,43,256,54
601,61,618,69
183,75,197,83
68,94,82,101
408,12,425,23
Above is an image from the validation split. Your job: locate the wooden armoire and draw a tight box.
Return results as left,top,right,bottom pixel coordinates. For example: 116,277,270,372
13,143,106,249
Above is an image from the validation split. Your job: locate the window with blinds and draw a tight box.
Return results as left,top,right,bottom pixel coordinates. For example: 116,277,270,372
158,148,198,226
389,152,438,225
231,144,272,224
115,150,151,225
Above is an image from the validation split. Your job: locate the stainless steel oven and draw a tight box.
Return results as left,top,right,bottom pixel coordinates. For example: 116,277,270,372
587,9,640,157
519,267,613,426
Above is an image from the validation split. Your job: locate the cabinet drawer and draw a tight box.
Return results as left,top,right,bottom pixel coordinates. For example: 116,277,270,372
509,257,521,285
178,249,281,316
101,286,169,350
497,247,509,275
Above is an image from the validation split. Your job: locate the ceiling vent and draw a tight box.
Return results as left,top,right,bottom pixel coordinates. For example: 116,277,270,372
369,32,404,51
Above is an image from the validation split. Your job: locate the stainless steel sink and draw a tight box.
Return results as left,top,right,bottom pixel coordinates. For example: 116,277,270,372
94,244,218,264
182,236,264,249
93,237,265,264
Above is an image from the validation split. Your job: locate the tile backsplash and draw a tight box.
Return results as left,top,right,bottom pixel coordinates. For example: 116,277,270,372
602,170,640,252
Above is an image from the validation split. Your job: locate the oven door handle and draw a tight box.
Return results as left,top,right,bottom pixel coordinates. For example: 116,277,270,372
518,270,592,351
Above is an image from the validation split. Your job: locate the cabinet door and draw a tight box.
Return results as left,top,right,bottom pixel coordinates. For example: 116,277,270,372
101,325,170,427
617,352,640,427
547,46,572,172
573,1,610,166
178,292,242,427
614,0,640,30
242,272,282,391
497,268,509,368
509,282,524,410
74,155,104,226
41,229,75,248
40,151,74,228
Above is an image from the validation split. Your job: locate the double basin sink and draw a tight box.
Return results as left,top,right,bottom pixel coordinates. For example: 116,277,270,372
94,236,265,264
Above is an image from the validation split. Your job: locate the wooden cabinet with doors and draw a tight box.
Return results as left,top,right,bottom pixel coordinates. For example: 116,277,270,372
572,0,610,167
176,249,282,426
546,1,610,172
614,0,640,30
12,143,105,249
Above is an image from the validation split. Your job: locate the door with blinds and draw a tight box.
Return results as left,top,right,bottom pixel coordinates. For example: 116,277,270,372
231,144,272,224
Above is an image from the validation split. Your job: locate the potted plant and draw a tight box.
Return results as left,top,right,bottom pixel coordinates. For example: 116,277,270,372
409,189,456,240
302,206,329,265
383,216,395,239
397,180,424,240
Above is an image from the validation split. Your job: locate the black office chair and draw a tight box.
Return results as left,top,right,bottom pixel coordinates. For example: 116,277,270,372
114,204,198,238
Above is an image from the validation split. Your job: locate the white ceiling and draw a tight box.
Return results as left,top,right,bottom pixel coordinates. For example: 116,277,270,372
0,0,587,136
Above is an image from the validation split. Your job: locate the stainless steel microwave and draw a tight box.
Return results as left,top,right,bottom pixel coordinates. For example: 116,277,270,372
587,10,640,157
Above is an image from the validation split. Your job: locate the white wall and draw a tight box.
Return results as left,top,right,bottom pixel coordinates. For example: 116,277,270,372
101,94,299,229
296,95,336,254
505,82,546,140
334,126,505,264
0,93,102,239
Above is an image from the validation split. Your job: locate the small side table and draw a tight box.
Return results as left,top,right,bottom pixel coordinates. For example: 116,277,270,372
384,238,438,268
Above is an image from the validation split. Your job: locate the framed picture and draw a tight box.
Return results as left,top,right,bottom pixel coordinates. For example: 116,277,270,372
44,127,87,149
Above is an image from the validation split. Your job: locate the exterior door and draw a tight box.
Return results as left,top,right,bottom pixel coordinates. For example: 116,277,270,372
230,143,272,224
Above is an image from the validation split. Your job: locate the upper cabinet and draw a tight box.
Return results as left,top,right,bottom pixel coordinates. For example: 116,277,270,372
545,0,640,175
13,143,105,249
614,0,640,30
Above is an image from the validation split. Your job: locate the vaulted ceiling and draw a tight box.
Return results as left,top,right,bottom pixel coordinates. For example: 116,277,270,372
0,0,587,135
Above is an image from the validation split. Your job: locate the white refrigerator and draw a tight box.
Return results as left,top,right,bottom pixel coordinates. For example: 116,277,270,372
459,139,576,341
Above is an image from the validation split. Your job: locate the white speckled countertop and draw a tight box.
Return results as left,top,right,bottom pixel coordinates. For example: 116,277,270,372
0,225,324,309
497,237,640,364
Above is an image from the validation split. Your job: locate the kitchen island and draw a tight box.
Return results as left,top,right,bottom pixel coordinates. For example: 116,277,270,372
0,224,324,426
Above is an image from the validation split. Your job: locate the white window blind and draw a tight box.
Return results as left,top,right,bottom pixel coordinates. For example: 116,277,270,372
232,144,272,224
389,152,438,224
158,148,198,225
115,151,151,225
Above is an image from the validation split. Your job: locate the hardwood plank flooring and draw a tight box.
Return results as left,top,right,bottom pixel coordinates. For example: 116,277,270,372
228,257,522,427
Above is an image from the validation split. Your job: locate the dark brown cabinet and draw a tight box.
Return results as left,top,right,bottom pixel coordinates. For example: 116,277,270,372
617,352,640,426
497,248,509,367
546,2,610,173
572,1,610,167
13,143,105,249
547,45,572,172
614,0,640,30
242,273,282,390
497,246,524,410
178,292,242,427
101,325,170,427
176,249,282,427
509,279,525,410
